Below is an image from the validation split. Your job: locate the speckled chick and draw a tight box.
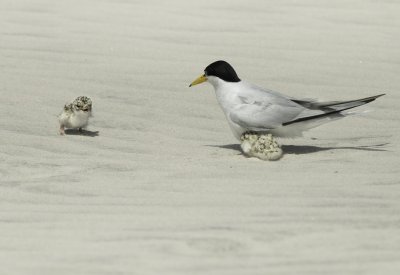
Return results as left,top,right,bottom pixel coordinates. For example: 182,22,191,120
59,96,92,135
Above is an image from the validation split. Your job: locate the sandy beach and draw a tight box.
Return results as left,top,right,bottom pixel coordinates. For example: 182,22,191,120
1,0,400,274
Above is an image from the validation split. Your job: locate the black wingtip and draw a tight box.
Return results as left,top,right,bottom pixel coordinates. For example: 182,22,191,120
283,93,385,126
362,93,385,104
372,93,385,99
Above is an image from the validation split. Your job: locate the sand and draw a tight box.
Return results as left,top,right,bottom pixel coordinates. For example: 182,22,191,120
1,0,400,274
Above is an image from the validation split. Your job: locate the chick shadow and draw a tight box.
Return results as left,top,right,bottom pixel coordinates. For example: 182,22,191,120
208,143,389,155
64,129,99,137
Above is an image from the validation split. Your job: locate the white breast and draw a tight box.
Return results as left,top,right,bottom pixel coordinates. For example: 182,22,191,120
208,77,247,140
59,110,90,129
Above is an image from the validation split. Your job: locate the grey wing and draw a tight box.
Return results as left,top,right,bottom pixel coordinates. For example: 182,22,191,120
229,97,304,131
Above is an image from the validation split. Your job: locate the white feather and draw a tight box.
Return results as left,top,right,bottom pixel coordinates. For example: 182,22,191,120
206,76,381,140
59,109,90,129
58,96,92,134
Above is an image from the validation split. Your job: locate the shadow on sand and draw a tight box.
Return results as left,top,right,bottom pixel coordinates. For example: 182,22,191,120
207,143,389,155
64,129,99,137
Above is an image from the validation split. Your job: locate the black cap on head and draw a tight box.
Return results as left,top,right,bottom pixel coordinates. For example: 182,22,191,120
204,60,240,82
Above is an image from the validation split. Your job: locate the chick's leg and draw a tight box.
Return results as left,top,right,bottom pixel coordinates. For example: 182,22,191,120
59,125,65,135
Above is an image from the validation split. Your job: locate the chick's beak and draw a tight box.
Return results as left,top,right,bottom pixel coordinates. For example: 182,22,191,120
82,106,91,112
189,74,207,87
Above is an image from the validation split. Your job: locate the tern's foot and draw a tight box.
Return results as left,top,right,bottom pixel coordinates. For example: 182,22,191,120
240,132,283,161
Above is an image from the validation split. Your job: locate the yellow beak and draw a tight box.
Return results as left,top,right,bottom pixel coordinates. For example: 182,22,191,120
189,74,207,87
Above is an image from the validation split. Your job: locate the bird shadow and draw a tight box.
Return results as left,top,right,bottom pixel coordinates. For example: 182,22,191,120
207,143,389,155
64,129,99,137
